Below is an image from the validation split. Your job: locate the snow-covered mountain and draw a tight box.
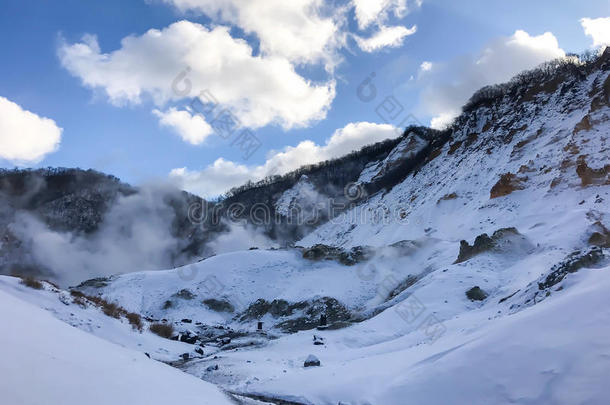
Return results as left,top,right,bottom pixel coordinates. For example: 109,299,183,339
1,50,609,404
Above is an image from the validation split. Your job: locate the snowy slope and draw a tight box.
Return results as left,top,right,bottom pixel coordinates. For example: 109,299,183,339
199,265,610,405
301,60,609,249
0,284,234,405
74,244,455,330
2,54,608,405
0,276,197,362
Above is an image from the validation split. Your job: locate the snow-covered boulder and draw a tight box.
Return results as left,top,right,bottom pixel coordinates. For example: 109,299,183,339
304,354,321,367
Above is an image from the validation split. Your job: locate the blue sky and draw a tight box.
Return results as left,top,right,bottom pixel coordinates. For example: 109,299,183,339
0,0,608,197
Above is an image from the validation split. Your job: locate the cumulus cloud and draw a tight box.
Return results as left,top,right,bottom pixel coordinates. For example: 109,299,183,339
58,21,335,129
355,24,417,52
580,17,610,47
419,61,432,72
0,96,62,164
351,0,419,53
153,107,213,145
170,121,399,197
352,0,420,30
162,0,421,65
162,0,342,68
418,30,565,129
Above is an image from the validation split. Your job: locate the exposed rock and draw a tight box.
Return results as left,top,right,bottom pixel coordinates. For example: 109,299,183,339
339,246,375,266
177,331,198,344
386,275,419,301
490,173,526,199
455,234,495,264
576,155,610,186
206,364,219,372
313,335,325,345
587,214,610,248
498,289,520,304
589,231,610,248
466,286,488,301
538,247,605,290
239,299,306,321
173,289,195,300
218,337,232,345
275,298,351,333
304,354,321,367
301,244,374,266
239,297,351,333
302,244,341,261
454,227,524,264
74,277,111,290
437,192,458,204
202,298,235,313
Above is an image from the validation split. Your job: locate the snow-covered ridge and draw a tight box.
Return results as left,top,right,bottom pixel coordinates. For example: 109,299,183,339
301,51,610,249
358,131,430,184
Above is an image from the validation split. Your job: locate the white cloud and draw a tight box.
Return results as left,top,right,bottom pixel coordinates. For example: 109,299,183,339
58,21,336,129
162,0,421,63
153,107,213,145
0,96,62,164
429,111,458,130
580,17,610,47
418,30,565,127
170,121,399,197
419,61,432,72
161,0,343,68
356,24,417,52
352,0,419,30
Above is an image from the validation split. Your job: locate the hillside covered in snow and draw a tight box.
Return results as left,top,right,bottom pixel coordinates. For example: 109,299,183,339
1,49,609,404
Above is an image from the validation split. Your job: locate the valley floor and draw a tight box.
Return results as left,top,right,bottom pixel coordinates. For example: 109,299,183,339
1,244,609,404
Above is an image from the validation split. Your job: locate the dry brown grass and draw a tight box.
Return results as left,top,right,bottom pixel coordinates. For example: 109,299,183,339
20,277,43,290
69,290,143,329
101,301,124,319
126,312,143,331
150,323,174,339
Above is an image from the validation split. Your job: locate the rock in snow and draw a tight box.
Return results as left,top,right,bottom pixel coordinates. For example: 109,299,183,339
304,354,321,367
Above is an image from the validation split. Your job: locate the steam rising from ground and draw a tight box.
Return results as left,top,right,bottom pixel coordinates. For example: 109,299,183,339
2,182,285,287
7,185,187,286
207,222,277,255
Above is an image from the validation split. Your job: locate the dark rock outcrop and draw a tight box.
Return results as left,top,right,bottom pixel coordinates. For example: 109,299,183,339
538,247,605,290
301,244,374,266
304,354,320,367
454,227,521,263
466,286,488,301
239,297,351,333
203,298,235,313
